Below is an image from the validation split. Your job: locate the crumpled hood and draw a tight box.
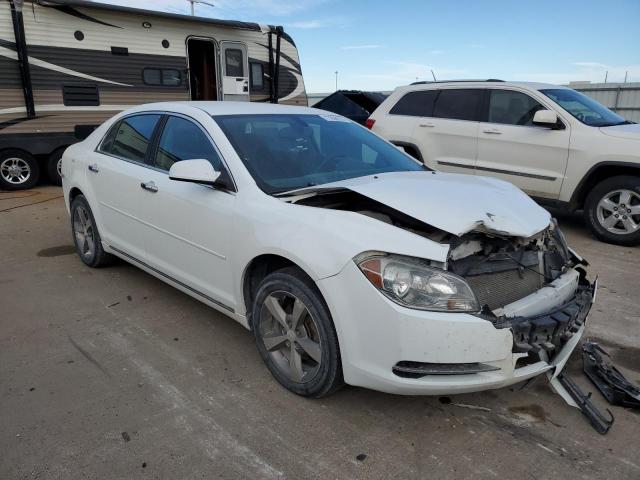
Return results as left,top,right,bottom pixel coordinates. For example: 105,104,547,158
599,123,640,141
293,171,551,238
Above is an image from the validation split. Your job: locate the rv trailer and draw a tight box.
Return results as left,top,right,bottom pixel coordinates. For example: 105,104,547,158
0,0,307,190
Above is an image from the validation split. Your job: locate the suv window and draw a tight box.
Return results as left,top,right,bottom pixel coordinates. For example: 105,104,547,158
155,116,223,171
106,114,161,162
433,89,482,121
389,90,438,117
488,89,544,126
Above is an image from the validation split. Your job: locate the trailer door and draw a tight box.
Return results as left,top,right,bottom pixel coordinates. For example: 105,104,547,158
220,42,249,101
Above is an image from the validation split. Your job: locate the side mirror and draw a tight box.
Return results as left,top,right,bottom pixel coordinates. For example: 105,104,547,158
169,159,221,186
533,109,562,129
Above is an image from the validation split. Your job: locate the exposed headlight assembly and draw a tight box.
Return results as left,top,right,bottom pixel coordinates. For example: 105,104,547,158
355,253,480,313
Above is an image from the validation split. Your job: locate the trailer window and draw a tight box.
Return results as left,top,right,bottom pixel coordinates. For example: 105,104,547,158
225,49,244,77
143,68,182,86
250,63,264,90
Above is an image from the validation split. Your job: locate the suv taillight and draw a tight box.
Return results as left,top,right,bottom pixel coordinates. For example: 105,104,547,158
365,118,376,130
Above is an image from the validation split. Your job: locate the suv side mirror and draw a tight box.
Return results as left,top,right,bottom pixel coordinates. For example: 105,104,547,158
533,109,563,129
169,159,221,186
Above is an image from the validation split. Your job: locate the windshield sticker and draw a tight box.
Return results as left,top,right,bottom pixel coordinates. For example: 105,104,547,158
319,114,350,122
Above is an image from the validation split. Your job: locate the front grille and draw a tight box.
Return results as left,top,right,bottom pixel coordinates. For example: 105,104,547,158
465,268,543,311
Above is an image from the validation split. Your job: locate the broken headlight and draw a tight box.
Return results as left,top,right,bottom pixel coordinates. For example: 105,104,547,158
356,253,480,312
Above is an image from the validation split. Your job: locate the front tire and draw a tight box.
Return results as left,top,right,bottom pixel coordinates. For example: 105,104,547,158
251,267,344,398
70,195,114,267
584,175,640,246
0,149,40,191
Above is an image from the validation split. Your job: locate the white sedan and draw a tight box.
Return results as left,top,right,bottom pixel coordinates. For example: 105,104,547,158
62,102,596,397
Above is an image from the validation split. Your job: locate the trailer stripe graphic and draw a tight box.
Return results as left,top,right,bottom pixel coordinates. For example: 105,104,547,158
50,5,123,29
0,46,132,87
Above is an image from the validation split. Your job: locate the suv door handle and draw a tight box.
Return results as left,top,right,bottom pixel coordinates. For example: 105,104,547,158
140,181,158,193
419,123,435,128
88,163,99,173
482,129,502,135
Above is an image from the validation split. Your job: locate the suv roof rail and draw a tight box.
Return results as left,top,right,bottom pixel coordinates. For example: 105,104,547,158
410,79,505,85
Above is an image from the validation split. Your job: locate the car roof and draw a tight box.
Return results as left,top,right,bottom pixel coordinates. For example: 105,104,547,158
125,101,321,116
395,81,569,93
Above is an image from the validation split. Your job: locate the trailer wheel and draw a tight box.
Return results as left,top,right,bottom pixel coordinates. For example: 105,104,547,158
47,148,65,186
0,149,40,191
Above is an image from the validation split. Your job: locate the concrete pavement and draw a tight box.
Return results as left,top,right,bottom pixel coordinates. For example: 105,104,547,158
1,186,639,479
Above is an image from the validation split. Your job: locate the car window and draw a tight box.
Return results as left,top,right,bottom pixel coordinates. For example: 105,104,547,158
214,114,425,194
154,116,223,171
540,88,627,127
488,90,544,126
108,114,161,162
433,89,482,121
389,90,438,117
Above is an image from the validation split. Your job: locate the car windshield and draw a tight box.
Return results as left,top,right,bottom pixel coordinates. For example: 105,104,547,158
540,88,628,127
213,113,426,194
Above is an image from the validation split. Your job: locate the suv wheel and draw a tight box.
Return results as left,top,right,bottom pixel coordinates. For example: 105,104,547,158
0,149,40,191
584,175,640,246
251,267,344,398
70,195,114,267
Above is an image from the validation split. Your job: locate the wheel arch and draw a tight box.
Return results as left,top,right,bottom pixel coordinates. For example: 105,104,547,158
241,253,321,328
570,161,640,210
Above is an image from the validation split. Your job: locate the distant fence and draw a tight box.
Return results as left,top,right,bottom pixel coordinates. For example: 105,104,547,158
570,82,640,123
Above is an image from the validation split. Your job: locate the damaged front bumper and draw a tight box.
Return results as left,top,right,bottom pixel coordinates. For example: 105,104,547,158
318,261,596,395
492,269,596,358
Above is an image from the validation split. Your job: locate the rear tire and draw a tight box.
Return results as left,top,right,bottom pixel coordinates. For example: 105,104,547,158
70,194,114,267
251,267,344,398
0,149,40,191
47,149,65,186
584,175,640,246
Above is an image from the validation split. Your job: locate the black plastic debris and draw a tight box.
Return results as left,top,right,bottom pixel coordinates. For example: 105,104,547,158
583,342,640,409
557,372,614,435
313,90,388,125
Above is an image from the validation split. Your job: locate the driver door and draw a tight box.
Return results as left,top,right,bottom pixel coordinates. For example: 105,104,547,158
476,88,570,199
140,114,237,311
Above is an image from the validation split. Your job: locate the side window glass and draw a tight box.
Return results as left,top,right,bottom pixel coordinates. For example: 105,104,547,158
155,116,223,171
433,89,482,121
389,90,438,117
488,90,545,126
225,49,244,77
110,114,161,162
99,121,120,153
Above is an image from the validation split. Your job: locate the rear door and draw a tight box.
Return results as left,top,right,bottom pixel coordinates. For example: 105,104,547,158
88,114,162,261
139,114,237,311
476,88,570,198
413,88,482,174
220,42,250,101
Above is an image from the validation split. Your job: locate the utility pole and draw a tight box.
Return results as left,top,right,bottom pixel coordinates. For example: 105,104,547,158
624,71,628,83
431,69,437,82
187,0,215,16
335,71,338,91
604,70,608,83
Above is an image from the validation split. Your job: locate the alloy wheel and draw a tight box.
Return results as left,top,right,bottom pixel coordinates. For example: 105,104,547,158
596,189,640,235
57,157,63,178
258,291,322,383
73,205,96,258
0,157,31,185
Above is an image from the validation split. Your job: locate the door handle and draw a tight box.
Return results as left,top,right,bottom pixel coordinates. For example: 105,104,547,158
88,163,99,173
419,123,435,128
482,129,502,135
140,181,158,193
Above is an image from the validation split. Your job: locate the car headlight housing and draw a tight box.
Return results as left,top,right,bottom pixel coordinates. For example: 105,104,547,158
355,253,480,313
